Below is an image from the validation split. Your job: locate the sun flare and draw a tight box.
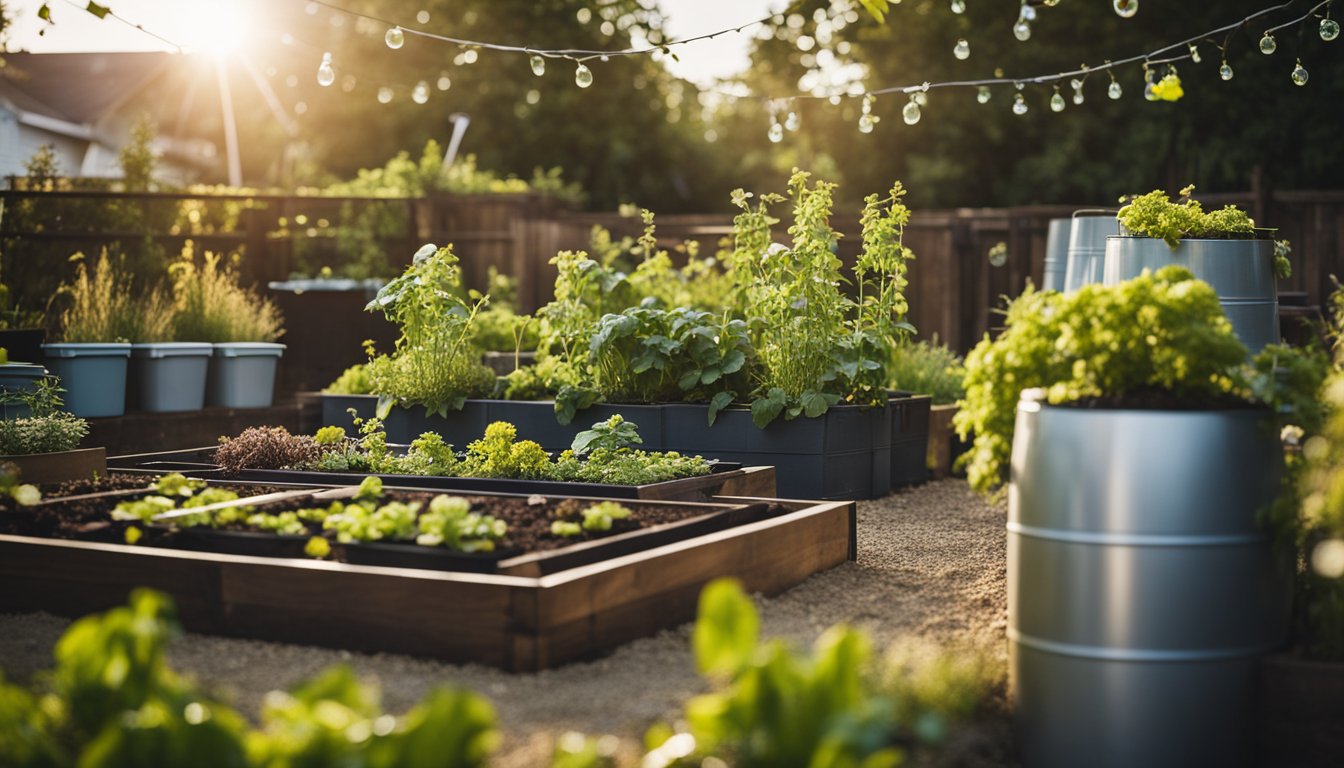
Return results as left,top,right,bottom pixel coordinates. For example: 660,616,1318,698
180,0,250,58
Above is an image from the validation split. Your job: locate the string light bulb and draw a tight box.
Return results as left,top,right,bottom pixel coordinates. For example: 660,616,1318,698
377,86,394,104
1012,92,1028,115
1143,67,1157,100
574,61,593,87
1108,71,1123,99
385,25,404,49
1071,78,1085,105
1013,18,1031,41
1050,86,1066,112
412,80,430,103
437,71,451,90
784,110,801,131
954,38,970,60
1322,17,1340,41
463,47,478,64
316,52,335,87
903,94,922,124
1220,60,1234,80
1113,0,1138,19
530,54,546,76
1260,32,1277,54
1188,44,1201,63
977,85,991,103
951,0,965,13
1292,59,1309,85
768,120,784,142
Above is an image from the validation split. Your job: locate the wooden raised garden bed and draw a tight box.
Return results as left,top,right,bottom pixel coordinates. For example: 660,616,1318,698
0,485,854,671
107,447,778,502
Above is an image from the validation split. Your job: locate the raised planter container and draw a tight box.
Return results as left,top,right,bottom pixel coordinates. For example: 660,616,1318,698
129,343,213,413
889,392,932,488
1062,212,1118,293
267,279,394,395
319,394,894,500
207,343,285,408
1009,394,1291,768
1042,217,1072,293
0,490,854,671
42,342,132,418
107,445,778,503
0,362,48,419
0,447,107,485
482,350,538,375
1104,237,1279,354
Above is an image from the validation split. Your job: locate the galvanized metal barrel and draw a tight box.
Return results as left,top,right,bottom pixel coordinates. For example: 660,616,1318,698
1103,237,1280,353
1062,213,1118,292
1042,218,1071,292
1008,395,1291,768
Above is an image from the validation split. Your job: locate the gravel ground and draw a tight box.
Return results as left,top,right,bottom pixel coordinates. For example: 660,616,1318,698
0,479,1010,766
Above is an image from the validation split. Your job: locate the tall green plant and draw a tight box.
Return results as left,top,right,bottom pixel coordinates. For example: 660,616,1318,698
728,170,915,427
171,244,283,343
365,244,495,417
53,251,172,343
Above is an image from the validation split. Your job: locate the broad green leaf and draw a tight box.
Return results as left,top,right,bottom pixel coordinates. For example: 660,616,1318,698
751,395,784,428
708,391,735,426
85,1,111,19
692,579,758,677
37,3,52,22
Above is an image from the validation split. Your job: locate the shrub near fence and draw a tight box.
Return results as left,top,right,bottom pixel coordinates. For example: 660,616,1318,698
4,184,1341,353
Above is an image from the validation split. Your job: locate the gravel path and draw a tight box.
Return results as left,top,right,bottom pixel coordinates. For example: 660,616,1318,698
0,479,1010,765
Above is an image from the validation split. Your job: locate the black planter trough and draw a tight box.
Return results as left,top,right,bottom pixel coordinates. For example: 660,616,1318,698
315,393,901,499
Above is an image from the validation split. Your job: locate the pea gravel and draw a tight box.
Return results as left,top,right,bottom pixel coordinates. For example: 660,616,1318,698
0,479,1011,766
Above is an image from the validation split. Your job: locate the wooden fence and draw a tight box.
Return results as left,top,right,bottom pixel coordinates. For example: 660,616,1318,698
5,184,1342,354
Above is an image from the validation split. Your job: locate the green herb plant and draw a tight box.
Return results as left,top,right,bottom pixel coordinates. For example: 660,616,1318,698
365,244,495,418
0,378,88,455
51,250,173,343
888,339,966,405
728,170,915,427
956,265,1327,495
638,578,992,767
323,363,373,395
0,589,499,767
1116,185,1290,279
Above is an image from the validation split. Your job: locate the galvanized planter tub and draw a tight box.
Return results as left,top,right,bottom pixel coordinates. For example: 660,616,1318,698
1062,213,1118,293
1008,394,1291,768
1103,236,1279,353
1042,217,1072,293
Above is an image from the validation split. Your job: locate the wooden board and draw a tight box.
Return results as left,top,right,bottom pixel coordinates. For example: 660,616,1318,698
0,497,852,671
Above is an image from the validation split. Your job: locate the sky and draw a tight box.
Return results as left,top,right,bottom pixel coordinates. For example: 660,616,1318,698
2,0,787,86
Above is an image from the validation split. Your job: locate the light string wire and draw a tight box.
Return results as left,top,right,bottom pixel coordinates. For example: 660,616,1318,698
304,0,796,63
56,0,183,51
769,0,1330,101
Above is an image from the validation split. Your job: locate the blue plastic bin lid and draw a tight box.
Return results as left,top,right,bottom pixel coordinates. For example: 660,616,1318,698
212,342,286,358
42,342,132,358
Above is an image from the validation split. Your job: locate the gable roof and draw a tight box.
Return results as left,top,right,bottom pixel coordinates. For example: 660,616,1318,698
0,51,173,126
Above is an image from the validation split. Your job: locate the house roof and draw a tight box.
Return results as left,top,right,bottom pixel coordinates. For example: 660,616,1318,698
0,51,174,126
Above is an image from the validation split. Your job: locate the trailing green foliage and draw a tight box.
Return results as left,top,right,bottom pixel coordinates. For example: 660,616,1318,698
888,340,966,405
956,265,1327,495
0,378,88,455
364,244,496,417
0,590,499,767
640,579,992,767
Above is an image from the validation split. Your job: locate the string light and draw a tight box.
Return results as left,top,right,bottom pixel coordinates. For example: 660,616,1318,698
574,62,594,88
954,38,970,59
1323,16,1341,39
1293,58,1310,84
903,93,922,124
761,0,1332,138
384,25,404,49
951,0,966,14
411,79,430,103
530,54,546,76
1260,32,1278,53
1114,0,1139,19
784,110,801,131
316,51,335,86
1049,85,1066,111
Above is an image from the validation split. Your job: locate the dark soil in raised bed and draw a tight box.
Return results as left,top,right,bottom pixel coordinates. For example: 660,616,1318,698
233,490,783,558
0,482,299,542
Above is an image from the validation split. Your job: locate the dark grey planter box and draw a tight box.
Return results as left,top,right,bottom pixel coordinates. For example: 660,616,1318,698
889,392,932,488
317,395,894,499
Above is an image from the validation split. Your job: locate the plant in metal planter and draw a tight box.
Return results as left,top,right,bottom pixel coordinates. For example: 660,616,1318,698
957,265,1327,768
365,244,496,418
1106,185,1289,353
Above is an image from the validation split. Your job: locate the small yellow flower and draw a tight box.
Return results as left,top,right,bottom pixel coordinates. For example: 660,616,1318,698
1152,73,1184,102
125,526,143,545
305,536,332,559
